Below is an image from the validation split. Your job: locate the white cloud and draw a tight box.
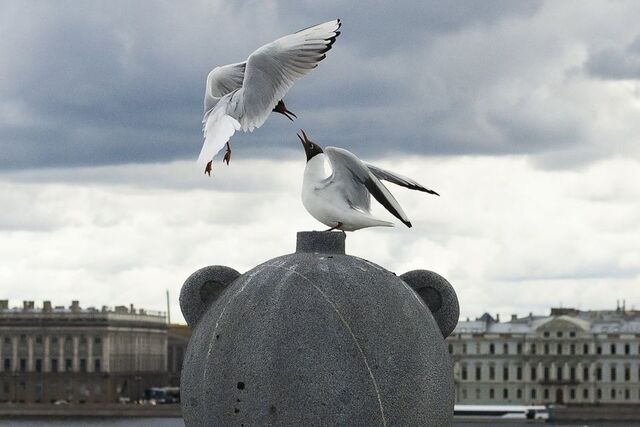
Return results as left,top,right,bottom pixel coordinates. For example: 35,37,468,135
1,154,638,323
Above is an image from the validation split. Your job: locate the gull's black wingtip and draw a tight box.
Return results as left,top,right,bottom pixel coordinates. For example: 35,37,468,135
404,220,412,228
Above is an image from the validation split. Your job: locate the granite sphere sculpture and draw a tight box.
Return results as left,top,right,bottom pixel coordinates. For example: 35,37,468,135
180,231,459,426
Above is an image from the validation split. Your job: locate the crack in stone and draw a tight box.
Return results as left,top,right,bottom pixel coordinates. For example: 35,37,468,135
264,262,388,427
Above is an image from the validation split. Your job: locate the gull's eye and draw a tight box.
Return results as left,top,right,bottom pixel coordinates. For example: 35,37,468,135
310,144,314,149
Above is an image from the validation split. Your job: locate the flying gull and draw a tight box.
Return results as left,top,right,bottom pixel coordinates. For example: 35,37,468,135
297,130,439,231
199,20,341,175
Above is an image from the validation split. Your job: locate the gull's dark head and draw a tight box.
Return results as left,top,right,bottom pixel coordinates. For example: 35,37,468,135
297,129,323,162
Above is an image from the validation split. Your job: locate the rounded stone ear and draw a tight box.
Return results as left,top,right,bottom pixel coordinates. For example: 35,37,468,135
400,270,459,338
179,266,240,328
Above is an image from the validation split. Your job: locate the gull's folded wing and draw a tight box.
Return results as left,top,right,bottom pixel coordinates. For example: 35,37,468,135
366,163,439,196
325,147,412,227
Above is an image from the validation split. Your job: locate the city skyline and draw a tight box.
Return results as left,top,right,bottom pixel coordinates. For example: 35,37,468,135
1,1,639,324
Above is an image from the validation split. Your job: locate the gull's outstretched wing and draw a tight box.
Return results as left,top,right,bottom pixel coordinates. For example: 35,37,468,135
203,62,247,114
366,163,440,196
238,19,341,131
325,147,412,227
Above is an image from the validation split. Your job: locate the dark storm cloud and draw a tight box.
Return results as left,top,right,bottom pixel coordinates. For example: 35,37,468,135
584,36,640,80
1,1,638,170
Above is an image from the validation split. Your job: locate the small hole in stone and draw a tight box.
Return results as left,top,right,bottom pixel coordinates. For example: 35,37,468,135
237,381,245,390
215,334,220,340
234,408,240,414
327,256,333,259
269,405,277,414
236,398,241,402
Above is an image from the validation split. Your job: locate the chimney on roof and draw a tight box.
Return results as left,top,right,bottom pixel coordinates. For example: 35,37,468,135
623,300,626,313
130,303,134,313
71,300,80,313
43,301,52,312
0,300,8,310
496,313,500,323
23,301,34,311
511,314,517,322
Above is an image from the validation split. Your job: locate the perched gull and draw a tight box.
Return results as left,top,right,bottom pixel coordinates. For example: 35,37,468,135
199,19,341,175
298,130,439,231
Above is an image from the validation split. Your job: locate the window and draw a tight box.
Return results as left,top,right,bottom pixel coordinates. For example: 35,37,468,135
448,344,453,354
51,359,58,373
569,331,576,338
543,389,549,399
625,344,630,355
611,388,616,400
94,359,101,372
625,389,630,400
503,388,508,399
52,337,58,345
35,359,42,373
543,331,550,337
557,344,562,355
462,343,467,354
531,366,537,380
583,389,589,399
503,343,508,354
570,367,576,381
583,366,589,380
611,367,617,382
517,343,522,354
503,366,509,381
597,388,602,399
489,343,495,354
611,344,616,355
583,343,589,354
531,343,536,354
570,344,575,355
80,359,86,372
557,331,562,338
570,388,575,399
531,389,537,399
476,366,482,381
19,359,26,372
544,366,549,381
489,388,495,399
3,337,9,344
3,359,10,371
625,366,630,381
596,367,602,380
462,365,468,380
65,358,72,372
94,337,102,345
489,365,495,380
516,389,522,399
557,366,563,380
35,336,42,344
597,346,602,355
544,343,549,355
517,366,522,380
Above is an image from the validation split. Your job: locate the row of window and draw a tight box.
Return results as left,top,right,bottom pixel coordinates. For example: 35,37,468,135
449,341,637,356
460,386,637,401
459,364,638,382
2,336,102,346
2,358,101,373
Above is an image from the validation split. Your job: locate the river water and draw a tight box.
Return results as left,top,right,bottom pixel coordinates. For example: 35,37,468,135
0,419,637,426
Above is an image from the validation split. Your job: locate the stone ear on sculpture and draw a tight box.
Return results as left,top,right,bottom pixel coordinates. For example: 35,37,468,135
400,270,459,338
179,265,240,328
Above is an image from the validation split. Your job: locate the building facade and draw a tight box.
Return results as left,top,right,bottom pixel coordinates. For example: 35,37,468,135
447,307,640,405
167,324,190,387
0,300,168,403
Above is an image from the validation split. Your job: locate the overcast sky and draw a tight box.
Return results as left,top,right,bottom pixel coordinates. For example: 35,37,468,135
1,1,639,324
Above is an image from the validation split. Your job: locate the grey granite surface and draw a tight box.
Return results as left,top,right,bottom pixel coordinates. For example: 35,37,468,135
180,232,457,426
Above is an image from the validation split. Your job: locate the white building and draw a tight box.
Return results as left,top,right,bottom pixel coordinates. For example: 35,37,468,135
447,306,640,405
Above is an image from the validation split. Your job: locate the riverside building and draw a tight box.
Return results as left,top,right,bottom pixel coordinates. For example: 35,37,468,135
0,300,168,403
447,305,640,405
